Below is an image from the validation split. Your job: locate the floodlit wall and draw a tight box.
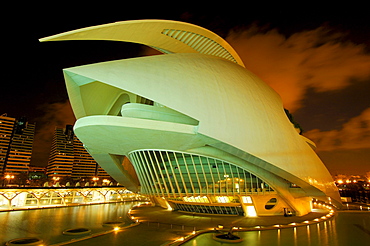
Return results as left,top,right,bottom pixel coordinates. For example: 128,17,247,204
40,19,341,216
65,53,339,205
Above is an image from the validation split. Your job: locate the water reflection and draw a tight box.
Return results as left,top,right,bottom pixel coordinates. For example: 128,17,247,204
1,207,369,246
316,223,321,244
306,225,310,245
0,202,139,245
182,212,370,246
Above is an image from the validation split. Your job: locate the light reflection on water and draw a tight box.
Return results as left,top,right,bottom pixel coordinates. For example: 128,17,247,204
0,201,139,245
1,206,369,246
182,212,370,246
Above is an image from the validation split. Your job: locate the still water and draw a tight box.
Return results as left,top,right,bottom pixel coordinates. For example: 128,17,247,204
0,204,369,246
0,202,138,245
183,212,370,246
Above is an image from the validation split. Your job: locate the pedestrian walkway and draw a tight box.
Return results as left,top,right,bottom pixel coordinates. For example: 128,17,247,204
130,204,328,230
64,204,331,246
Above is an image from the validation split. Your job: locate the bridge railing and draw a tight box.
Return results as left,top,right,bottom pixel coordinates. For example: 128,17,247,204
0,187,144,210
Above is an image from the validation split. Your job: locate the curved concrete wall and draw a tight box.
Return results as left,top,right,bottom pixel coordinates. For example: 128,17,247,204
40,20,341,215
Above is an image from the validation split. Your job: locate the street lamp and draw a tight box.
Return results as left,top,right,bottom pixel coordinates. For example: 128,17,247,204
52,177,60,186
92,177,99,186
52,177,60,182
5,174,15,187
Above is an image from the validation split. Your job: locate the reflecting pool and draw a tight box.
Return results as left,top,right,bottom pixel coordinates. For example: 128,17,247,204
182,212,370,246
0,202,138,245
1,204,369,246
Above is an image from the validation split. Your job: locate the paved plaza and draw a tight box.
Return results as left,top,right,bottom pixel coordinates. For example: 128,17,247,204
64,205,328,246
130,205,328,229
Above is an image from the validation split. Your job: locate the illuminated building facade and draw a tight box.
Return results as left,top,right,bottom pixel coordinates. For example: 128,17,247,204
41,20,341,216
0,115,15,173
47,125,110,179
0,114,35,175
47,125,74,177
72,133,110,179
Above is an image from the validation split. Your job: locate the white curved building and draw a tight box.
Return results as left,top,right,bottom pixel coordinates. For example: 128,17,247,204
40,20,341,216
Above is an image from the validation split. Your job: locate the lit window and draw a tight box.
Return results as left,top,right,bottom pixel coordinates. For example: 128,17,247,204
265,198,277,210
216,196,229,203
246,205,257,217
242,196,253,204
183,196,209,203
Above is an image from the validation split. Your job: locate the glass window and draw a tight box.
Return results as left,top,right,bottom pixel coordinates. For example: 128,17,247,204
129,150,274,197
265,198,277,209
242,196,253,204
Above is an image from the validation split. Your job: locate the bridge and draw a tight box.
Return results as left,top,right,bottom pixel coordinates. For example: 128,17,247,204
0,186,144,210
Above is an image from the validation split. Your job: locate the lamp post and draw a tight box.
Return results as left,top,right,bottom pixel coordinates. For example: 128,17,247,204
5,174,15,187
102,179,111,186
52,176,60,186
92,177,99,186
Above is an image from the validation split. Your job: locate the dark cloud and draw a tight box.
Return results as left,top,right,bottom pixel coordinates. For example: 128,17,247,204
304,108,370,151
227,23,370,175
317,149,370,175
295,80,370,131
227,26,370,112
31,101,75,166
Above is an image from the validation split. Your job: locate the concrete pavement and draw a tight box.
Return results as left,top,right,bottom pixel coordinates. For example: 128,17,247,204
63,204,330,246
130,204,328,230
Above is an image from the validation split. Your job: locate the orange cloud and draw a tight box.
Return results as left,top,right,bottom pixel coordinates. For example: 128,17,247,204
227,26,370,112
304,108,370,151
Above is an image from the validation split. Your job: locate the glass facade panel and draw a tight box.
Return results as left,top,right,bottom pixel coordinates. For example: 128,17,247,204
170,203,244,215
128,150,274,197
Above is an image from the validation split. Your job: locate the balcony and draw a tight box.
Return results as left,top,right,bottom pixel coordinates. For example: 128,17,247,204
120,103,199,126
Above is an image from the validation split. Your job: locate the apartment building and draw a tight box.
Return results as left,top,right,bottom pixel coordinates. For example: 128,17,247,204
0,114,35,175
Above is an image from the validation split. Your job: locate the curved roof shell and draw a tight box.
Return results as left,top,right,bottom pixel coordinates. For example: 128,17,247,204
40,19,244,67
41,20,340,204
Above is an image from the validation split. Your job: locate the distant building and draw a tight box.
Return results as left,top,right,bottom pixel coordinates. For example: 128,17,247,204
29,165,47,173
47,125,111,180
46,125,74,177
72,133,110,179
0,114,35,175
0,115,15,172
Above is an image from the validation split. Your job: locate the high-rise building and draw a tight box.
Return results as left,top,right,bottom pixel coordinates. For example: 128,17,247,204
46,125,74,177
72,132,111,179
0,114,35,175
47,125,111,180
0,115,15,173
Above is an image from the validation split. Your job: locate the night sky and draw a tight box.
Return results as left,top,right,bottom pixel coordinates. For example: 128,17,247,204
2,4,369,175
